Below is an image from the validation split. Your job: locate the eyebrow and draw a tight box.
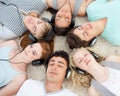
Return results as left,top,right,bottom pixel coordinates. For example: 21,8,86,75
50,59,65,65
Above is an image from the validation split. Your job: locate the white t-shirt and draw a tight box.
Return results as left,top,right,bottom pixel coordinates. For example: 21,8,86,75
16,79,78,96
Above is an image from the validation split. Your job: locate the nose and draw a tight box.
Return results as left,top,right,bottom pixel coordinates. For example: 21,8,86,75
82,23,91,30
51,65,57,70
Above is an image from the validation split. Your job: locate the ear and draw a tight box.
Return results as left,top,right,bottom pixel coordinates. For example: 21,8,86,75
32,59,44,66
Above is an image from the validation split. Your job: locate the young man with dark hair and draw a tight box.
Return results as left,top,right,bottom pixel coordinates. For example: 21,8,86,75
16,50,77,96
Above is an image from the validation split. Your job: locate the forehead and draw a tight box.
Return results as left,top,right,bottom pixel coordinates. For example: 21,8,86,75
49,56,67,65
73,49,86,58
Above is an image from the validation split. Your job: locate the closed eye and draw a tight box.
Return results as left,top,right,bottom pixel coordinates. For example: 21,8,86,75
49,63,54,66
33,26,36,32
83,32,88,38
32,51,37,56
56,16,61,20
37,21,43,24
58,64,64,67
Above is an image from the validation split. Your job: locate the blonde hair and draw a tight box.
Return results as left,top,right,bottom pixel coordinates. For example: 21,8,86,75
69,47,104,87
35,21,52,40
22,12,52,40
69,49,91,87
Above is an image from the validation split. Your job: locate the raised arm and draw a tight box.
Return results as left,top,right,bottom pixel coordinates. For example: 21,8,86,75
105,55,120,64
88,85,102,96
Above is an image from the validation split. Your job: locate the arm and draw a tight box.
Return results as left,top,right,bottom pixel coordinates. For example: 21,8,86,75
105,55,120,63
46,0,53,8
88,85,102,96
0,74,27,96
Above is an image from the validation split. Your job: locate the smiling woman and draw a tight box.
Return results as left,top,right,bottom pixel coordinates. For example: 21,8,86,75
67,0,120,48
71,48,120,96
0,0,53,40
0,38,53,96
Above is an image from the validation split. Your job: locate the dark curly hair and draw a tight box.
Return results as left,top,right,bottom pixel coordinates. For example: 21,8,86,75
44,50,70,70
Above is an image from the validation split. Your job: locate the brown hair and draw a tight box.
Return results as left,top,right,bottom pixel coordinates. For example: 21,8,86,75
66,29,90,49
20,31,54,60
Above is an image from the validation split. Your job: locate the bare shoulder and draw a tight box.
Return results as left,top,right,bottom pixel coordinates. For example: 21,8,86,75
105,55,120,63
0,40,18,48
14,73,27,83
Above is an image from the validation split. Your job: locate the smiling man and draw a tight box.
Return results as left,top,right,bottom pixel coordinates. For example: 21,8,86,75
16,50,77,96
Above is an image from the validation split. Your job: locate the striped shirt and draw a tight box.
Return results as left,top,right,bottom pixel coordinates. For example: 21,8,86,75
0,0,47,37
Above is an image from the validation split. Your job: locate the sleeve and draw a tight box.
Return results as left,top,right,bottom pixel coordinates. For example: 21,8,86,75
52,0,58,10
95,0,108,3
16,79,34,96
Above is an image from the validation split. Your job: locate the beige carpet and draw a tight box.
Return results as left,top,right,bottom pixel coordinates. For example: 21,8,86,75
1,6,120,95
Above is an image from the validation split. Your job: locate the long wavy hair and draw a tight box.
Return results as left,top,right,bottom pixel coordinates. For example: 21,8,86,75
19,31,54,60
69,48,105,87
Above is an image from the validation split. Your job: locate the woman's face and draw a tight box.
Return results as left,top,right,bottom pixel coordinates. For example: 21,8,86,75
73,49,95,71
23,43,43,62
24,16,48,39
73,22,97,41
55,6,72,28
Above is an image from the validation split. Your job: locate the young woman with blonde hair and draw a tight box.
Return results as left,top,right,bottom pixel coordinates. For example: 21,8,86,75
71,48,120,96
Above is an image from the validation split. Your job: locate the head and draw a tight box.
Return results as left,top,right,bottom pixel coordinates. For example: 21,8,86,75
51,5,75,36
23,15,53,40
45,50,70,83
67,23,98,49
20,35,54,65
69,48,104,87
72,48,97,72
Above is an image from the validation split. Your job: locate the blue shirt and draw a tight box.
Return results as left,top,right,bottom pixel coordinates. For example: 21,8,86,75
86,0,120,45
0,0,47,37
0,46,19,87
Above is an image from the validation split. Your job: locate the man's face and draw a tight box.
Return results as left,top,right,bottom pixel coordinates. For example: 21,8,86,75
46,56,68,83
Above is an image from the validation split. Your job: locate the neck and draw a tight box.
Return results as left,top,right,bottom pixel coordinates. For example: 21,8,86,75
88,62,109,83
95,18,107,35
10,52,29,70
45,80,63,93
